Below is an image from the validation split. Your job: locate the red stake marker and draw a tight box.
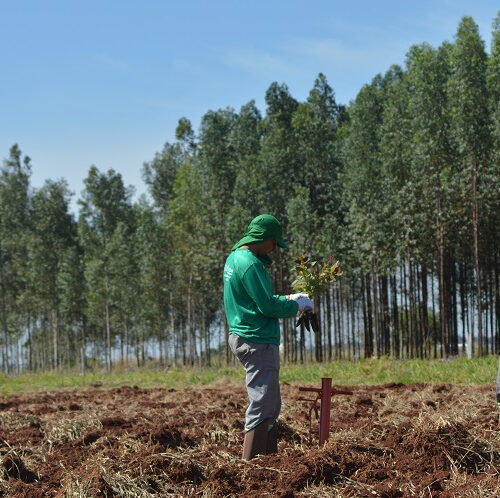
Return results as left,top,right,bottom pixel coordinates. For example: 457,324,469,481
299,378,353,446
319,377,332,446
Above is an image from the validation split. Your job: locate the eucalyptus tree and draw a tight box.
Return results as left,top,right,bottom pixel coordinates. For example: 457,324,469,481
249,83,303,362
0,145,31,372
167,160,207,365
342,76,385,358
142,141,184,215
175,117,196,153
231,100,264,229
487,13,500,351
258,83,299,217
57,243,86,371
106,219,139,365
285,185,315,361
377,65,413,357
141,118,200,365
404,43,456,357
197,108,238,361
27,180,75,370
197,108,238,258
289,74,343,361
134,198,171,366
291,74,342,255
448,17,490,355
78,166,133,370
487,12,500,105
198,108,237,250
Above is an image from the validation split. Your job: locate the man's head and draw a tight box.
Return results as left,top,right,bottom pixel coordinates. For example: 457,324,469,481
232,214,287,253
246,237,277,256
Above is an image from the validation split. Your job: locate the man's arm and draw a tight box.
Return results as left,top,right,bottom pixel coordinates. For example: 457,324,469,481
243,263,298,318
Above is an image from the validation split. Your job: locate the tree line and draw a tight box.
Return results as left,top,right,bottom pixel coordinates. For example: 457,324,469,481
1,15,499,373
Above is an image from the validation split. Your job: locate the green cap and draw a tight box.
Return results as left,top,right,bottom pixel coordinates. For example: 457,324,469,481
232,214,287,251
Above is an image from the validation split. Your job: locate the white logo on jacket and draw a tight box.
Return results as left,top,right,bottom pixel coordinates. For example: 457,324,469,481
223,264,234,282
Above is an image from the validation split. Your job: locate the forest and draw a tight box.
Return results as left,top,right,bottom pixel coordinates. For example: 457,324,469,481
1,15,499,373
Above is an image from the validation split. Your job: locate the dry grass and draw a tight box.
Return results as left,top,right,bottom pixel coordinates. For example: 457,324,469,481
44,413,102,445
0,411,40,431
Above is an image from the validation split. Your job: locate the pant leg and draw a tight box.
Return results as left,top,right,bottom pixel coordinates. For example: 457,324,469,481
229,334,281,431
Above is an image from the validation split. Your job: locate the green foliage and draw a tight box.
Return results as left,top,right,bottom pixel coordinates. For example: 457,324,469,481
0,145,32,372
142,142,184,214
291,252,342,298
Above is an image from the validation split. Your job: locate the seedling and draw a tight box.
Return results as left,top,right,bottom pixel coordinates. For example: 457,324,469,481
292,252,343,332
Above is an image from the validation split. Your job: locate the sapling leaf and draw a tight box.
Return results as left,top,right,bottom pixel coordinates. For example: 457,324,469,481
291,252,343,297
303,313,311,331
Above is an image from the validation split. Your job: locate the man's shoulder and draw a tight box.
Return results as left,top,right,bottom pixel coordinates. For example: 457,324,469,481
226,250,261,273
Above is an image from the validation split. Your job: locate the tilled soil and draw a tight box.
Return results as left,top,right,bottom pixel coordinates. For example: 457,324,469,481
0,380,499,497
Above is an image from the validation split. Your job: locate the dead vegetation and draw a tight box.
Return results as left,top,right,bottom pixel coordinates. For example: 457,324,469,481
0,381,498,496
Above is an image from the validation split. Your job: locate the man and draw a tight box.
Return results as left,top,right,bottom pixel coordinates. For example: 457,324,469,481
223,214,313,460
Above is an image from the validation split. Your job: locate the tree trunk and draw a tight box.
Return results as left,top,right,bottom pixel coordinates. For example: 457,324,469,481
325,287,331,361
105,303,111,372
124,322,129,367
451,262,458,356
472,160,483,356
421,266,430,359
408,257,416,359
52,309,59,371
371,267,379,358
402,263,409,358
27,314,32,371
133,318,140,367
459,263,467,356
351,281,357,359
494,250,499,353
282,316,289,364
299,322,305,364
336,285,343,359
180,317,186,366
415,264,423,358
380,274,390,356
187,270,194,366
314,295,322,362
392,274,400,358
363,274,372,358
341,281,350,360
0,259,9,373
81,323,86,376
438,248,447,359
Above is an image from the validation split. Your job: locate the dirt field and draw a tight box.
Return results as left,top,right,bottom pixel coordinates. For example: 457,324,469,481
0,379,499,497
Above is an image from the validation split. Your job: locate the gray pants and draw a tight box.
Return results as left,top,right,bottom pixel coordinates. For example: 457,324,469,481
229,334,281,432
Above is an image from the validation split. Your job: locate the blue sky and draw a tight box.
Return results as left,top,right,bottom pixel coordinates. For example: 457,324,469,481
1,0,498,213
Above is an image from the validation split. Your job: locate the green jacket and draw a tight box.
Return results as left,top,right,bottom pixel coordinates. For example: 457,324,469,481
223,248,298,345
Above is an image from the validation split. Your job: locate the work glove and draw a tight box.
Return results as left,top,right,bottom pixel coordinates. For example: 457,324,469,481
288,293,308,301
288,293,314,312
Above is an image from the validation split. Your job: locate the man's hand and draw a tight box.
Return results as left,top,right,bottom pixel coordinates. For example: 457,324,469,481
288,293,310,301
288,293,314,312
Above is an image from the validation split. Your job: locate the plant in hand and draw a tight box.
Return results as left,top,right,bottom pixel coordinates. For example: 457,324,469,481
291,252,343,332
